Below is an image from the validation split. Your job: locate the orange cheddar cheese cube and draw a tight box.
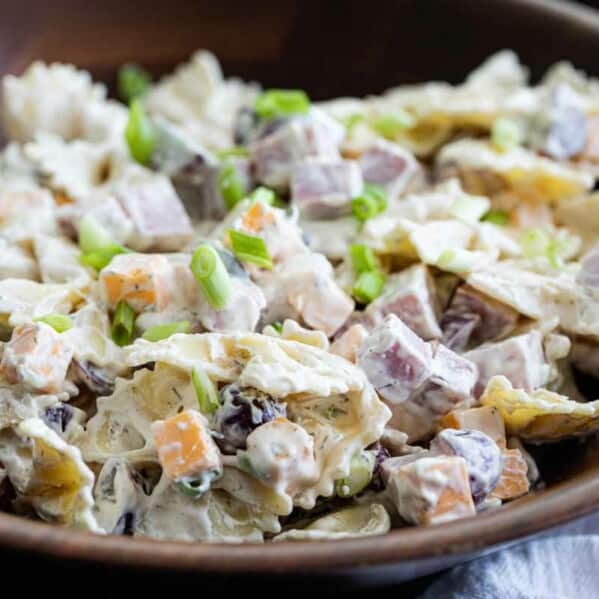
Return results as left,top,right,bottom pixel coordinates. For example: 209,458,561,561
0,322,73,393
439,406,507,448
490,448,530,501
100,253,173,313
388,455,475,526
152,410,221,481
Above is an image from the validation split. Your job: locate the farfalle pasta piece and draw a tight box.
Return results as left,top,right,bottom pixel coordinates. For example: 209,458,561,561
480,375,599,441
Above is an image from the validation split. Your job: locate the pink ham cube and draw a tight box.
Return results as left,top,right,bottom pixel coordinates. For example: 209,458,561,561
365,264,441,340
250,116,341,190
465,331,549,397
115,178,193,251
290,159,363,219
359,139,417,198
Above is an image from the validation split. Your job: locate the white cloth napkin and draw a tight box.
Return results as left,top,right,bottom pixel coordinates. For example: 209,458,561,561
420,515,599,598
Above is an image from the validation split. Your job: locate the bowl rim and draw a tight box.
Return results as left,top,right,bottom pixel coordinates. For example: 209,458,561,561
0,461,598,572
2,0,599,574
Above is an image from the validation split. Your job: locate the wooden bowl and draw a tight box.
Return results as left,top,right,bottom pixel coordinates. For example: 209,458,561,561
1,0,599,585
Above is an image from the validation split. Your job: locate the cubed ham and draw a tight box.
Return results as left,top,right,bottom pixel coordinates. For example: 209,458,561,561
359,139,418,199
439,406,506,447
0,322,73,393
152,409,221,481
365,264,442,340
430,428,503,503
290,159,363,219
387,455,475,526
330,323,369,363
441,285,518,351
115,178,193,251
465,331,549,397
285,253,354,337
357,314,434,405
249,116,341,190
100,253,173,313
489,448,530,501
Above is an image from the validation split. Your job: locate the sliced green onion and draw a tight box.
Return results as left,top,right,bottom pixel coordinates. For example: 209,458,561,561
248,186,277,206
228,229,273,269
371,110,415,139
335,452,375,498
78,215,127,271
350,244,378,274
271,321,283,334
125,99,156,165
491,117,523,152
482,209,510,226
192,367,220,415
141,321,191,342
436,248,482,273
254,89,310,119
353,270,386,304
351,183,388,222
33,313,73,333
191,244,233,310
342,113,365,133
217,162,245,210
177,469,220,498
216,146,249,160
111,300,135,347
117,63,151,104
520,228,566,269
449,196,489,224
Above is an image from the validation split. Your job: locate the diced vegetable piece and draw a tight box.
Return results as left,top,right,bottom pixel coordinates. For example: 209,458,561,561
191,244,233,310
350,244,379,274
439,406,506,447
111,300,135,347
441,285,518,351
228,229,273,269
353,270,386,304
358,314,434,405
238,418,318,495
365,264,442,340
481,209,509,226
100,253,173,312
153,410,222,482
249,116,341,189
115,178,193,252
335,451,375,497
117,63,151,103
191,367,220,416
359,140,417,199
248,186,277,205
387,456,475,526
491,117,523,152
351,183,388,222
291,159,363,219
214,384,286,453
330,323,369,363
78,215,127,271
465,331,549,398
0,323,73,393
125,99,156,165
489,448,530,500
141,321,190,342
217,161,246,210
430,429,503,503
216,146,249,160
371,110,415,139
254,89,310,119
33,313,73,333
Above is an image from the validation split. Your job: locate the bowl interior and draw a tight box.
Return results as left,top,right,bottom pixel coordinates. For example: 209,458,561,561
1,0,599,575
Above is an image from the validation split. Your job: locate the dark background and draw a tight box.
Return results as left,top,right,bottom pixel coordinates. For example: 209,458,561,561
1,0,599,596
